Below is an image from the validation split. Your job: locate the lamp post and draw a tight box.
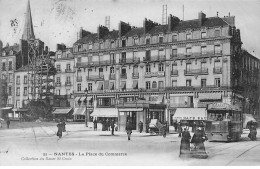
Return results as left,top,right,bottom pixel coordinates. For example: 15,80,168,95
84,88,88,127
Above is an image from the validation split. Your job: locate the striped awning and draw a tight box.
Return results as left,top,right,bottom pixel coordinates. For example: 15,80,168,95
173,108,207,121
109,82,114,90
91,108,118,117
97,82,103,90
132,80,138,89
74,97,81,102
73,108,86,115
120,81,126,89
53,108,72,114
199,93,222,100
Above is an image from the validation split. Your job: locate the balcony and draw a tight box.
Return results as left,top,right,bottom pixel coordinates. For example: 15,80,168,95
65,82,72,86
143,55,166,62
65,69,73,73
120,73,127,79
109,74,115,80
165,86,195,91
87,75,104,81
144,72,158,78
132,73,139,79
56,69,62,73
170,103,194,108
213,67,222,74
55,82,61,87
76,76,82,82
184,68,208,76
170,54,177,59
171,70,178,76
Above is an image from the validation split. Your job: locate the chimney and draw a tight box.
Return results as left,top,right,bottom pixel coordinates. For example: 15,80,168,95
143,18,159,34
198,11,206,26
168,14,180,32
118,21,131,37
79,27,91,39
97,25,110,39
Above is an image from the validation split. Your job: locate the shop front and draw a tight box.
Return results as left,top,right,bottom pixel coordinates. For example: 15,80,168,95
52,107,73,121
117,100,166,131
12,108,28,121
173,108,207,132
90,108,118,130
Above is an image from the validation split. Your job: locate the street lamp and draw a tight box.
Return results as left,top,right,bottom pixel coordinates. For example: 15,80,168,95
84,88,88,127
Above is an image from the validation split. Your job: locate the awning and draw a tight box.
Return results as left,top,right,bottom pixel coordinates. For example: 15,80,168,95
73,108,86,115
155,95,164,104
120,81,126,89
81,97,87,102
53,108,72,115
91,108,118,117
87,97,92,101
118,108,143,112
132,80,138,89
109,82,114,90
97,82,103,90
74,97,81,102
1,107,12,110
199,93,222,100
104,80,109,90
173,108,207,121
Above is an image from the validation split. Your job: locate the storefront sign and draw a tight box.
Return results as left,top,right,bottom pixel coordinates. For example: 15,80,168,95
174,116,207,120
208,103,231,110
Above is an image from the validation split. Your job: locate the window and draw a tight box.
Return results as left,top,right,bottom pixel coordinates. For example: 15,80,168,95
134,38,139,45
145,50,151,60
186,33,191,40
88,43,93,50
159,63,164,71
110,67,114,74
146,38,150,44
201,32,206,39
56,65,61,71
56,90,60,95
16,87,20,96
110,53,115,63
133,66,138,75
66,76,71,83
201,62,207,71
2,52,6,56
66,89,70,95
56,77,61,84
201,79,207,87
215,30,220,37
2,62,6,71
77,57,82,63
146,81,151,89
88,83,92,91
8,73,12,82
172,64,177,71
122,40,126,47
8,86,12,96
57,54,61,59
8,61,12,70
99,68,103,76
186,48,192,55
186,80,192,86
214,61,221,69
186,63,192,71
201,46,207,55
24,87,28,96
172,49,177,57
111,41,115,48
66,64,71,71
146,64,151,73
158,81,164,89
152,81,157,88
16,100,20,108
159,37,163,43
215,78,221,87
16,76,20,84
77,84,81,91
133,51,138,60
214,45,221,54
121,52,126,63
100,43,104,49
172,80,177,87
172,35,177,42
24,76,28,84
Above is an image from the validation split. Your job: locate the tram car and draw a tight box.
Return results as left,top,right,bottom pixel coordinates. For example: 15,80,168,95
205,103,242,142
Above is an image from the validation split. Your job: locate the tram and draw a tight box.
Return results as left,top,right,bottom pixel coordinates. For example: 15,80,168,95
205,103,242,142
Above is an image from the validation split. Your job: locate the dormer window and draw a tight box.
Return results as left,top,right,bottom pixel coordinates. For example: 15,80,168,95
2,51,6,56
9,50,13,55
159,36,163,43
172,35,178,42
201,32,206,39
134,38,139,45
215,30,220,37
100,42,104,49
122,39,126,47
186,33,191,40
146,38,150,44
88,43,93,50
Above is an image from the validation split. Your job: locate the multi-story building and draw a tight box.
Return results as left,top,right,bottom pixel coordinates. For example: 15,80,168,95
52,44,74,119
72,11,259,131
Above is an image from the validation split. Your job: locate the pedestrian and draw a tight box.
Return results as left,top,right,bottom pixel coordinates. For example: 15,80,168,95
102,120,105,131
248,125,257,141
179,127,191,158
62,120,66,132
162,122,167,138
0,121,2,128
173,121,177,132
138,121,143,133
106,118,110,131
126,120,132,141
177,122,182,137
190,126,208,159
6,118,10,129
93,118,97,131
111,120,115,135
57,121,63,139
146,121,149,133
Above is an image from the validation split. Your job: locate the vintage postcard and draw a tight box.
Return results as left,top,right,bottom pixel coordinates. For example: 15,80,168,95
0,0,259,166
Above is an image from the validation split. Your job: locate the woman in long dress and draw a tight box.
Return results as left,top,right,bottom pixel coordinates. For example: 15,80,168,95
191,126,208,159
57,122,63,139
179,128,191,158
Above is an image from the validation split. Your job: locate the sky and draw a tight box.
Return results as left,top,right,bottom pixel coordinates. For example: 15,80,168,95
0,0,260,59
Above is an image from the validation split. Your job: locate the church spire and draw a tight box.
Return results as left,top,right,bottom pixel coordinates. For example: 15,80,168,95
22,0,35,40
